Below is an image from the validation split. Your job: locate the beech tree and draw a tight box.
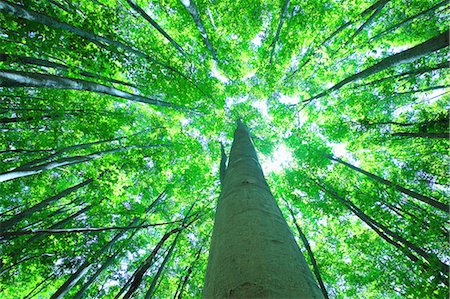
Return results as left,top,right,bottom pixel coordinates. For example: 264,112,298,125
0,0,448,298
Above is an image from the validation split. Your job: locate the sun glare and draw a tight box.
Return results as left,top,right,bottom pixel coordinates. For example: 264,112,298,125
261,144,293,174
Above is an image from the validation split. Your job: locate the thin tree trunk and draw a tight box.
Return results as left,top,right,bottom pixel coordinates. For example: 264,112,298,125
0,144,163,182
284,203,330,299
268,0,290,64
119,206,198,298
121,227,182,299
370,0,448,42
0,220,181,237
323,153,448,213
392,132,449,139
173,246,203,299
316,181,449,280
351,61,448,89
0,53,136,88
71,253,117,299
203,120,323,298
289,0,391,76
144,232,181,299
50,190,167,299
353,114,449,128
0,178,92,232
304,30,449,103
71,190,165,299
16,128,150,171
393,85,449,96
0,253,55,276
180,0,217,61
24,204,94,245
383,202,447,239
50,229,131,299
23,273,57,299
334,0,389,53
125,0,186,56
0,112,80,124
0,70,184,109
0,1,188,79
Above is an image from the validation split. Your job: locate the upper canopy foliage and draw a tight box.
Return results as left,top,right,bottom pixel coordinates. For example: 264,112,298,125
0,0,448,298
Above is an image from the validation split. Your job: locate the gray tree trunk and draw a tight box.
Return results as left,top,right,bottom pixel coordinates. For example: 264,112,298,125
203,120,323,298
180,0,217,61
125,0,186,56
268,0,291,64
0,70,182,109
305,30,449,103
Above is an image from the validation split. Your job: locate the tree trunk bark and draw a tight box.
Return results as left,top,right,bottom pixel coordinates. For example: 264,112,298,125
203,120,323,298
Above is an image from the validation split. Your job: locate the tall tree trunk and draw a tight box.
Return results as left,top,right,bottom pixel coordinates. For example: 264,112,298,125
203,120,323,298
284,202,330,299
125,0,186,56
144,232,181,299
0,144,162,182
121,227,182,299
0,53,136,88
316,181,449,282
323,154,448,213
180,0,217,61
305,30,449,103
0,178,92,232
0,70,183,109
0,1,187,79
370,0,448,42
268,0,291,64
173,246,203,299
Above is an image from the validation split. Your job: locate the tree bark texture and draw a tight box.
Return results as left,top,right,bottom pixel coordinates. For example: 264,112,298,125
203,120,323,298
